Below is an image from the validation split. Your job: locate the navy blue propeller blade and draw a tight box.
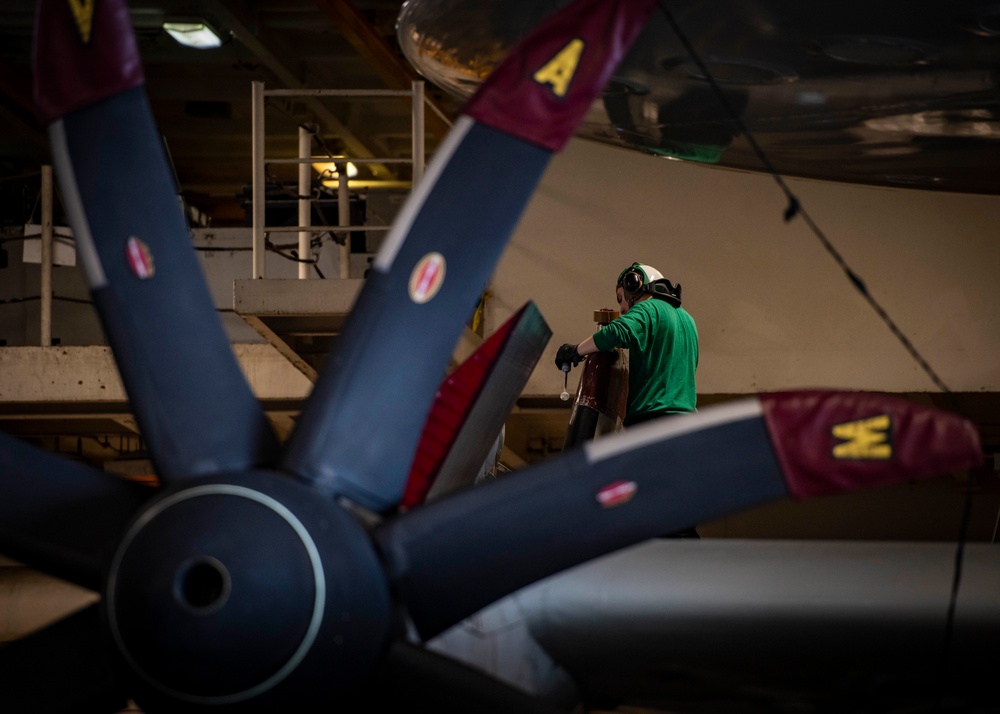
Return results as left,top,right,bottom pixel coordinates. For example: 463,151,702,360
282,0,659,513
33,0,279,484
0,431,150,590
375,392,982,640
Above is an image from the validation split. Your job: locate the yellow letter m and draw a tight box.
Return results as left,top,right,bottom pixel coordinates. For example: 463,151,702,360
831,414,892,459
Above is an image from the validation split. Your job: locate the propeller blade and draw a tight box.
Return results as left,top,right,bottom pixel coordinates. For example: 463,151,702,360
0,604,127,713
0,432,150,590
282,0,659,513
403,301,551,508
32,0,279,484
375,391,982,639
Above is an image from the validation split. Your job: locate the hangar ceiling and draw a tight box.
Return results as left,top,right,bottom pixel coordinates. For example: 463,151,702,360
0,0,460,226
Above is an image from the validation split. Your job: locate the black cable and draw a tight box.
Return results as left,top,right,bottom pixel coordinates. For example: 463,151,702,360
307,123,340,161
0,233,75,245
264,236,317,266
656,0,972,698
194,235,327,277
0,295,40,306
937,481,975,709
298,123,357,247
0,171,42,183
263,163,340,245
1,296,242,315
0,294,94,306
261,123,357,279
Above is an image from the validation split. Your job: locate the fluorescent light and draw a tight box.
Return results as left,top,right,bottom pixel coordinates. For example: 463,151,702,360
313,159,359,186
163,21,223,49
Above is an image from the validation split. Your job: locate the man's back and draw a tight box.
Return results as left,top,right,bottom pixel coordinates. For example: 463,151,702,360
592,298,698,424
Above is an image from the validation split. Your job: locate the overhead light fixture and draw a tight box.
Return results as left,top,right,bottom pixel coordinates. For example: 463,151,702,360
313,159,359,186
163,20,223,49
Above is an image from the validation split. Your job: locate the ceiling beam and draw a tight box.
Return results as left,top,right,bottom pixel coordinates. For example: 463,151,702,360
203,0,396,179
312,0,452,138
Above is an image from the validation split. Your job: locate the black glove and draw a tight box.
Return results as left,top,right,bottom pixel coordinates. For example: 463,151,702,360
555,343,582,371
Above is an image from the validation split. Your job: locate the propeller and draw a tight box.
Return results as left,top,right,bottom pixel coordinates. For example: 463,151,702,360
0,0,982,712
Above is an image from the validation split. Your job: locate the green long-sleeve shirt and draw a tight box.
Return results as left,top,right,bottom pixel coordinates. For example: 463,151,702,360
592,298,698,424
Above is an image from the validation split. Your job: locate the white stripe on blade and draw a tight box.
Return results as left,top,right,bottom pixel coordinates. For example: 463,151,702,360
585,398,763,463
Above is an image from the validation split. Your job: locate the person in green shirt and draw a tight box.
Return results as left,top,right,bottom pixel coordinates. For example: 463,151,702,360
555,262,699,426
555,262,701,538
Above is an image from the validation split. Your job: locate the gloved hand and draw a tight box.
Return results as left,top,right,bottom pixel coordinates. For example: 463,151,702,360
555,343,582,371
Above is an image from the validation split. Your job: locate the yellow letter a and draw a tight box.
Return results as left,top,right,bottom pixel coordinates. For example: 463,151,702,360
533,38,585,98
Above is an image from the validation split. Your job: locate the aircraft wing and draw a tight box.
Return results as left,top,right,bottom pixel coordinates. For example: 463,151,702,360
519,538,1000,712
433,537,1000,711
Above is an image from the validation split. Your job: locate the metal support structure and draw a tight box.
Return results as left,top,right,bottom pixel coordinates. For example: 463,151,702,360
40,165,53,346
338,164,350,279
412,81,425,185
250,81,430,279
251,81,266,279
298,125,312,279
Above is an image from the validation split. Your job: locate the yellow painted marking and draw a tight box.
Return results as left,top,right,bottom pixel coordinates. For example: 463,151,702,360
533,38,585,97
68,0,95,43
832,414,892,459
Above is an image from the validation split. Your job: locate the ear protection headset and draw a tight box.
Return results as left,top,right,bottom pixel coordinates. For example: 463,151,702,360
617,262,682,308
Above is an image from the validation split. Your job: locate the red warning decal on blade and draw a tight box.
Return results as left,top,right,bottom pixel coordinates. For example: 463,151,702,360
126,236,155,280
409,252,445,304
596,480,637,508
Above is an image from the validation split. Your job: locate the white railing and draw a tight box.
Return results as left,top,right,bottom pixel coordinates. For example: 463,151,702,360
250,81,429,279
39,165,53,345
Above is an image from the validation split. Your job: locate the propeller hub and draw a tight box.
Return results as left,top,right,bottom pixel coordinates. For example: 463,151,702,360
105,471,393,708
